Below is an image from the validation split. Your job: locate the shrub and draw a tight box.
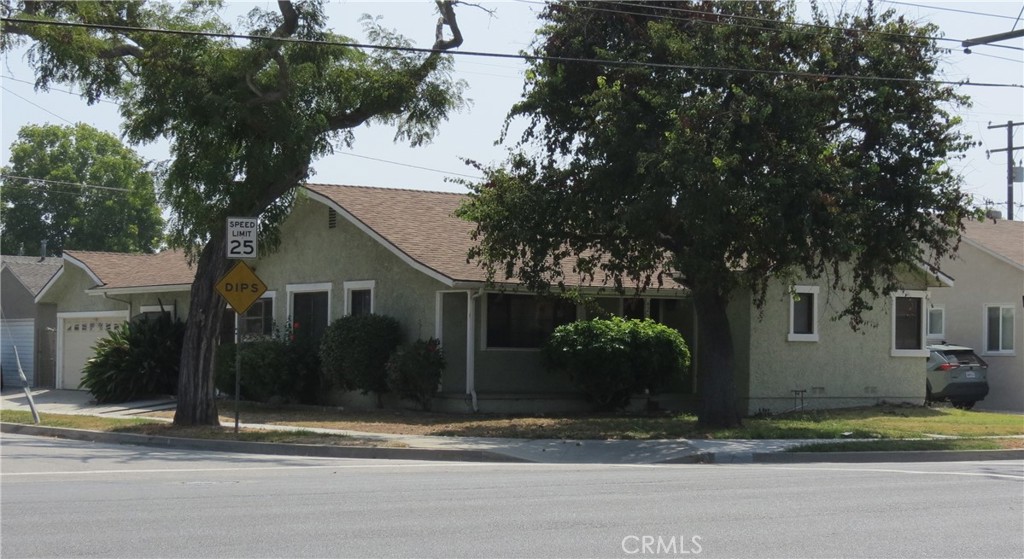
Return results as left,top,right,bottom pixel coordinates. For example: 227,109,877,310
387,338,445,410
214,324,323,405
319,314,402,404
544,317,690,411
80,313,185,403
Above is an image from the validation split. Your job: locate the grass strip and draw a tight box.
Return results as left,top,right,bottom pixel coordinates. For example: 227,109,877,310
788,438,1024,452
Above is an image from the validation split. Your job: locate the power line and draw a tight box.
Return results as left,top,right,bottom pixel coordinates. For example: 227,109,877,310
2,17,1021,89
968,51,1024,64
1,86,74,124
0,174,130,192
2,75,121,104
337,152,482,179
884,1,1024,21
514,0,1024,53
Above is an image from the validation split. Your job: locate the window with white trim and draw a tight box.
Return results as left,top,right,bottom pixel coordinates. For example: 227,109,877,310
926,306,944,340
788,286,819,342
287,283,331,343
891,291,928,357
344,280,375,317
984,305,1015,354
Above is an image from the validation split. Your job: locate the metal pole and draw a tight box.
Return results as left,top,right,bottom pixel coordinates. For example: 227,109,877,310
1007,122,1014,221
234,319,241,433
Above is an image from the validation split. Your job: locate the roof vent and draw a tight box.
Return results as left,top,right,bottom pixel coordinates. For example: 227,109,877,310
328,208,337,229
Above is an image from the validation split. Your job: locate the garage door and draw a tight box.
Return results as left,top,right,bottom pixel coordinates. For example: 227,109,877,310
1,318,35,388
60,315,126,390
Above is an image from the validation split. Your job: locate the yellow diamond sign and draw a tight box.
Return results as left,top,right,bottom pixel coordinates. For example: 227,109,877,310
216,261,268,315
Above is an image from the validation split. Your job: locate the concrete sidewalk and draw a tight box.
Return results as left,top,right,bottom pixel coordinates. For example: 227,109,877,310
3,389,1021,464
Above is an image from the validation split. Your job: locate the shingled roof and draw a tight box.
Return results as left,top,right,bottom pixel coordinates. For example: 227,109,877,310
62,250,195,291
0,255,63,296
303,184,685,290
962,219,1024,270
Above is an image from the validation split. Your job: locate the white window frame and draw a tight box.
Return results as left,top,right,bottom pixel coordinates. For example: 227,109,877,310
343,280,376,316
286,282,332,323
891,290,929,357
787,285,820,343
983,304,1016,356
233,291,276,337
926,305,945,341
139,305,174,319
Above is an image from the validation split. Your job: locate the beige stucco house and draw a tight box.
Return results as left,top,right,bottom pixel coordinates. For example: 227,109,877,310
35,184,948,414
1,255,62,388
928,218,1023,412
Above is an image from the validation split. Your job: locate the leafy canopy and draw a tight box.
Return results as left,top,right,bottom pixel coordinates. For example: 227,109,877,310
1,123,164,254
457,0,975,324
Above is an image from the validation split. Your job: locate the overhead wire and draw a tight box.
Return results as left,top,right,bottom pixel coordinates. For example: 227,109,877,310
1,174,131,193
2,17,1021,89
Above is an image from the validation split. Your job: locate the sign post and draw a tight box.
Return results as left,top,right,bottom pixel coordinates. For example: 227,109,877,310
218,218,264,432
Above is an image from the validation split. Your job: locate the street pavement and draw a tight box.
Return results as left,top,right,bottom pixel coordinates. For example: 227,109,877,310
2,389,1021,464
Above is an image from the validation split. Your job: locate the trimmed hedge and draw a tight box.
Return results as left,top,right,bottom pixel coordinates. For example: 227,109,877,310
545,317,690,411
319,314,402,403
80,313,185,403
214,325,323,405
387,338,445,410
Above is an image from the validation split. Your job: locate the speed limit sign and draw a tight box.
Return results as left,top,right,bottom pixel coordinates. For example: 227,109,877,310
226,217,258,259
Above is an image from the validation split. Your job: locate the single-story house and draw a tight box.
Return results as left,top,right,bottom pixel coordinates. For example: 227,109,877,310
1,255,62,388
928,218,1023,412
33,250,193,390
36,184,949,414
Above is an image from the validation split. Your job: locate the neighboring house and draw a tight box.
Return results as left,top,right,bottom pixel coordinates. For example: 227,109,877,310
35,184,948,414
33,250,194,390
1,255,62,388
929,219,1024,412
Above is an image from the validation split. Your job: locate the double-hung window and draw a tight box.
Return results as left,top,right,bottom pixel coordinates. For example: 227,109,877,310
984,305,1015,354
891,290,928,357
788,286,819,342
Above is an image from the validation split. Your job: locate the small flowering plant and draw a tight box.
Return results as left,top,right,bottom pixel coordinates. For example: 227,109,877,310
386,338,446,410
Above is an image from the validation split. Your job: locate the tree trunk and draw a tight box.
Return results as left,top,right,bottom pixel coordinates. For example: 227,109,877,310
173,234,231,426
693,290,742,428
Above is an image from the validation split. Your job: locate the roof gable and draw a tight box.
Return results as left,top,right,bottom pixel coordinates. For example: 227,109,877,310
62,250,195,291
962,219,1024,271
0,255,63,296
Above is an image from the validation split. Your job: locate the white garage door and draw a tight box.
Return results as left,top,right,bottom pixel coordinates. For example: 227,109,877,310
59,315,126,390
1,318,35,388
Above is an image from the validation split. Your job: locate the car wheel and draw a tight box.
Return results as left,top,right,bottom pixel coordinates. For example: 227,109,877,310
925,382,933,405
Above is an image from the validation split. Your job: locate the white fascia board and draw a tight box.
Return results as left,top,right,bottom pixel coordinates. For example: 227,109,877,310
87,284,193,296
303,188,455,287
33,266,64,304
962,236,1024,273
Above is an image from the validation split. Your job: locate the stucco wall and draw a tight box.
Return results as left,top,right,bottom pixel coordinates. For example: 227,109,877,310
2,269,37,318
741,278,926,414
929,241,1024,412
253,196,449,349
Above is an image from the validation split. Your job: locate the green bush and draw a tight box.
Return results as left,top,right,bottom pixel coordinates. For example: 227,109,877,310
320,314,402,404
544,317,690,411
80,313,185,403
214,324,324,405
387,338,445,410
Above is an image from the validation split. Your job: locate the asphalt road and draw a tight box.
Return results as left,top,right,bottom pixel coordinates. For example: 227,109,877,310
2,434,1022,559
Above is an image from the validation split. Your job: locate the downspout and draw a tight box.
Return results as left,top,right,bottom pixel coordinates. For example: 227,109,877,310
466,289,484,412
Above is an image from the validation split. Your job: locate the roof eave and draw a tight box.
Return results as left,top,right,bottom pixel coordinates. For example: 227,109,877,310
86,284,194,296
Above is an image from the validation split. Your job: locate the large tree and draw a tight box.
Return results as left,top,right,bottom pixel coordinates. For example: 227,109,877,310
2,0,468,424
456,1,976,426
1,123,163,255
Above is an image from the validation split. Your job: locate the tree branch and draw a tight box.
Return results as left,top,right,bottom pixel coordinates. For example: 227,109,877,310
98,43,143,59
433,0,463,50
244,1,298,106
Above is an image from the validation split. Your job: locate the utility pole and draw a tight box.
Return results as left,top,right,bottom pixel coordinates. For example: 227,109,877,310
987,121,1023,220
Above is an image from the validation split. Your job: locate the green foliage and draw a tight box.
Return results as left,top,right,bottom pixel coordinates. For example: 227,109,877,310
457,1,975,426
545,317,690,411
319,314,402,401
386,338,445,411
80,313,185,403
1,123,164,255
214,324,324,405
3,0,469,424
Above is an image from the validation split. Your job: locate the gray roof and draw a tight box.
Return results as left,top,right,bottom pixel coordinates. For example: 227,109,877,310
1,255,64,296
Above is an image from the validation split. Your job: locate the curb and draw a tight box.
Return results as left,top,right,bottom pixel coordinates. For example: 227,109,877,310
0,423,530,463
752,449,1024,463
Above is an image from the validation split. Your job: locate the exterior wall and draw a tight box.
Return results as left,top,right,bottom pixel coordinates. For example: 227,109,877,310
254,196,450,349
1,270,58,387
929,242,1024,412
740,278,927,415
2,268,37,317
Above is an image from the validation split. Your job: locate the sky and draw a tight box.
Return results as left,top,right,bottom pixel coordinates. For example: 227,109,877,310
2,1,1023,220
